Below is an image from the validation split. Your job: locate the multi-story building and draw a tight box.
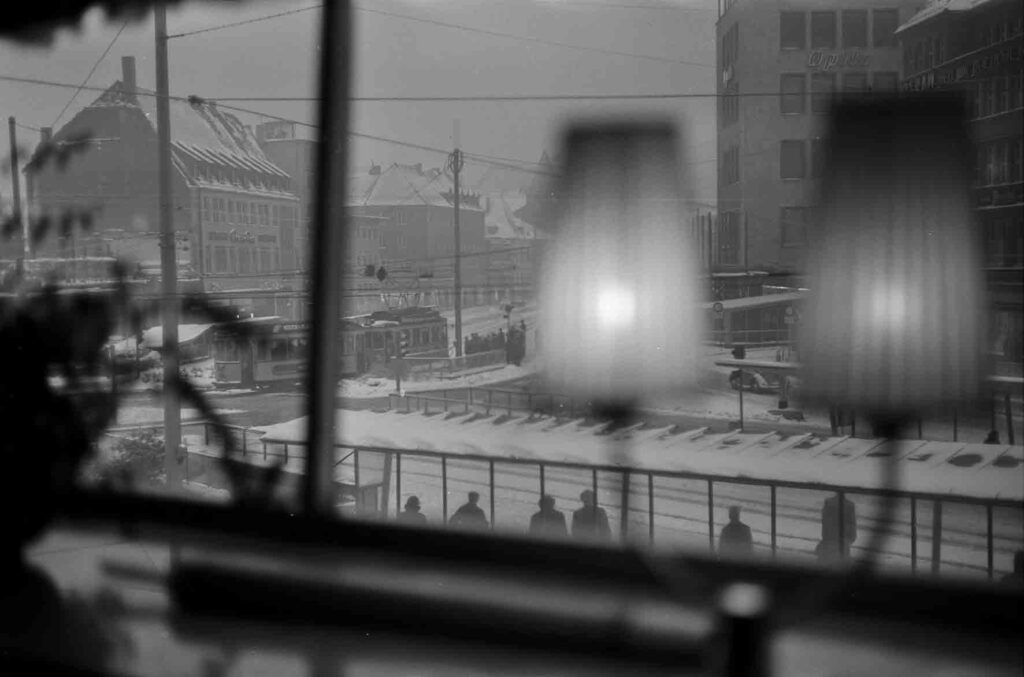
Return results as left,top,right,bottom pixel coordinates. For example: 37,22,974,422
715,0,920,278
897,0,1023,370
255,121,313,272
347,162,488,311
21,56,301,316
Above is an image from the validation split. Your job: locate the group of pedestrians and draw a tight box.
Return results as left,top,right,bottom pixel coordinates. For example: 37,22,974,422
395,489,611,541
461,320,528,367
716,493,858,564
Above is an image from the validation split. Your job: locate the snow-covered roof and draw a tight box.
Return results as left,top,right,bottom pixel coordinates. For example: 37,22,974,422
257,409,1023,503
481,191,550,240
41,80,290,182
347,163,483,210
896,0,997,34
141,323,214,349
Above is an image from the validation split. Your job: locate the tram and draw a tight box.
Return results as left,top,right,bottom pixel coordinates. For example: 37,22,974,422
705,291,806,346
213,307,448,389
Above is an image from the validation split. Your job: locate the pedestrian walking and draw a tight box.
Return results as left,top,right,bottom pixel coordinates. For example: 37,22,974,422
816,493,857,563
984,430,1001,445
571,490,611,542
529,494,567,538
718,506,753,558
449,491,489,530
396,496,427,526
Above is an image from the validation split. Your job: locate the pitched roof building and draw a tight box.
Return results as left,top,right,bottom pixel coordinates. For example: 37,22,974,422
21,56,301,316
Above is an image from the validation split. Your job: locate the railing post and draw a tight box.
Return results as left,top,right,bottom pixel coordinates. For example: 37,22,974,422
910,497,917,574
1004,393,1015,445
986,504,994,580
648,473,655,545
539,463,545,497
489,460,496,530
486,390,492,416
204,422,210,446
620,469,631,541
770,485,777,559
395,452,402,516
837,489,846,560
284,443,289,463
442,457,448,522
952,409,958,442
707,479,715,553
242,427,248,454
507,391,512,415
931,500,942,575
443,390,448,412
592,469,598,507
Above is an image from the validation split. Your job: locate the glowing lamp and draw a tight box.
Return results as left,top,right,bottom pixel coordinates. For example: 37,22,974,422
799,95,987,416
537,124,705,403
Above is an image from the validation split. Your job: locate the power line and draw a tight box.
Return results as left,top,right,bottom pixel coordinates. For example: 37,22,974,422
536,0,716,10
167,4,323,39
52,20,129,128
354,5,714,68
210,92,728,102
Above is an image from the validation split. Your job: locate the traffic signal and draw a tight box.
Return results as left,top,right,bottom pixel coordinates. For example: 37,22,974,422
399,330,409,357
731,345,746,360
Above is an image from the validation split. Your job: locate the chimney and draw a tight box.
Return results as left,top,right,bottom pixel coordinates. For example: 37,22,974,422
40,127,52,144
121,56,137,92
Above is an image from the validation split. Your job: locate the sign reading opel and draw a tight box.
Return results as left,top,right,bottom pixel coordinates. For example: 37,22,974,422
807,51,870,71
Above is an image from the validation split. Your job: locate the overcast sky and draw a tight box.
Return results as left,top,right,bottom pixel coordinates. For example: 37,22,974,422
1,0,719,207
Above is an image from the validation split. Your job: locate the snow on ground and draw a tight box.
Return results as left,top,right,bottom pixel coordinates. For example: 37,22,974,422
121,357,216,393
338,361,537,399
112,405,244,427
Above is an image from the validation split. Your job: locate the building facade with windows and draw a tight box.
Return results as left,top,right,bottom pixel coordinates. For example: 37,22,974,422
715,0,919,276
897,0,1023,370
22,56,300,312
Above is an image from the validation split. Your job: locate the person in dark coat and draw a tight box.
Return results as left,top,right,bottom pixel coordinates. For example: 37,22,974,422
572,490,611,542
984,430,1001,445
396,496,426,526
1002,550,1024,586
449,491,489,530
529,494,567,538
718,506,753,558
817,493,857,563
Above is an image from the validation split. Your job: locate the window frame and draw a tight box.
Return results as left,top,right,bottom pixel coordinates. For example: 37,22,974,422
780,11,806,50
780,73,806,115
841,10,868,48
810,11,837,50
780,140,807,180
872,8,899,48
810,72,836,114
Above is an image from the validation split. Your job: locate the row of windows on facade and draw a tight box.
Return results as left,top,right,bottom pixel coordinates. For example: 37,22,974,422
194,163,290,194
205,245,280,275
977,136,1024,188
904,11,1023,75
721,71,900,126
723,134,1022,186
969,75,1024,120
984,216,1024,268
716,207,1021,266
780,9,900,51
202,196,298,228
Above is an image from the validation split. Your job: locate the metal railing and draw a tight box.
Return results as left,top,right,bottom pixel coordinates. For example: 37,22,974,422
402,349,507,379
177,420,1023,581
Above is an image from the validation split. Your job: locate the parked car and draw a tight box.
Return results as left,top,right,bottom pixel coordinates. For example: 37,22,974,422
729,369,778,394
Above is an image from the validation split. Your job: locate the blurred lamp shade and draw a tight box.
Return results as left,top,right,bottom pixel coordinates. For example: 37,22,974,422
537,123,705,403
799,95,987,414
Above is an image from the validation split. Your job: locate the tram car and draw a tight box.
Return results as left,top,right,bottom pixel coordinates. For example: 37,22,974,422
213,307,448,389
705,291,806,347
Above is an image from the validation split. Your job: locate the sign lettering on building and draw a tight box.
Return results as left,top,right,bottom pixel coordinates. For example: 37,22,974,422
807,51,871,71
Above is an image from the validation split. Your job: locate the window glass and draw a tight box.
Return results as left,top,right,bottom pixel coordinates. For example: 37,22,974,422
873,9,899,47
780,74,806,114
810,12,837,49
842,72,868,97
780,140,806,179
780,206,808,246
780,12,806,50
841,10,868,48
811,72,836,113
270,339,289,361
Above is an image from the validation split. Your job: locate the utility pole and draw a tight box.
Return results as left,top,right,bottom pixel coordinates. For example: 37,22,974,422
155,3,182,490
448,121,464,356
7,117,28,260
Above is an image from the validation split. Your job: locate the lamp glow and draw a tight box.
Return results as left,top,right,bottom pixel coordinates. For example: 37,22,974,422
595,285,636,329
800,96,986,413
537,124,705,402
